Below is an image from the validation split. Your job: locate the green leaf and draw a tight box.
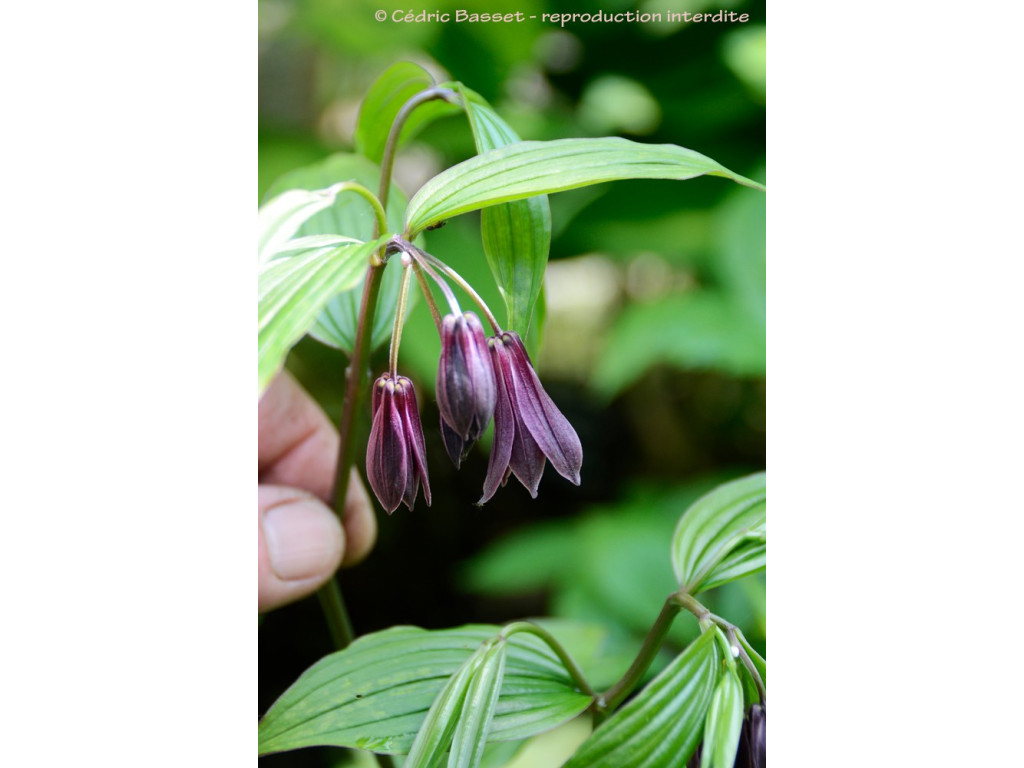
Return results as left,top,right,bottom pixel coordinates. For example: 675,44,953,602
593,292,766,399
264,152,407,353
699,538,766,593
736,632,766,690
448,641,508,768
563,630,719,768
455,84,551,337
405,137,765,237
258,183,346,264
258,236,388,395
671,473,766,594
404,650,482,768
701,661,744,768
459,521,576,596
258,625,592,756
355,62,460,165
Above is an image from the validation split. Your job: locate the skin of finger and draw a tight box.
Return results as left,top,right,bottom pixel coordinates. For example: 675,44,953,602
258,485,345,613
259,371,339,501
340,467,377,567
259,372,378,568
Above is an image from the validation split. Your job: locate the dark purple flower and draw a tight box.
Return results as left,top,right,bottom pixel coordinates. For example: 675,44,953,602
733,703,766,768
479,331,582,504
436,312,497,468
746,703,765,768
366,373,431,514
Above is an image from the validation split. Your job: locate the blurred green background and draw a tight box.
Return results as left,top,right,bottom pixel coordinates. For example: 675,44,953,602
259,1,764,765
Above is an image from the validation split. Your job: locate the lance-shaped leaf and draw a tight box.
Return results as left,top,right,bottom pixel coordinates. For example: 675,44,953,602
456,83,551,337
258,236,388,395
699,538,766,593
356,62,460,165
263,152,408,353
405,137,765,237
403,646,486,768
563,629,719,768
737,632,767,690
258,183,346,264
258,625,592,756
671,473,766,594
448,640,508,768
701,651,744,768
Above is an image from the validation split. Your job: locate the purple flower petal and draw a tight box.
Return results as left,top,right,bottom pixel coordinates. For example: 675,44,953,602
501,333,582,485
365,374,431,513
366,379,408,514
440,418,468,469
478,336,516,504
437,312,496,451
396,376,431,509
494,340,546,497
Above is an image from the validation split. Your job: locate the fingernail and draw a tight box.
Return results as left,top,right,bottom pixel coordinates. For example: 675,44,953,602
263,498,343,581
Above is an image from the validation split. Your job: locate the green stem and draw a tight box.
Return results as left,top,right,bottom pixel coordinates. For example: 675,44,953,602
388,261,414,376
313,262,385,652
312,85,450,768
378,86,457,210
411,261,443,332
328,262,386,519
675,591,766,704
725,626,766,703
594,594,683,722
316,84,453,660
500,621,595,697
416,248,503,332
316,576,355,649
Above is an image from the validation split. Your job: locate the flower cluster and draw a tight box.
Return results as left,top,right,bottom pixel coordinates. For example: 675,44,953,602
364,243,583,514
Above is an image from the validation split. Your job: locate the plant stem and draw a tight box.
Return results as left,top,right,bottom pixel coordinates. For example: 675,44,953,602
500,621,595,697
725,626,767,704
416,248,503,332
399,242,462,315
378,86,457,209
311,85,451,768
594,594,683,722
411,261,443,331
316,576,355,649
314,262,385,651
388,261,413,377
675,591,767,704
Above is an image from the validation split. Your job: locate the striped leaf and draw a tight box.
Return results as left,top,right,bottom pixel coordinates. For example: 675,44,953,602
258,625,593,757
405,137,765,237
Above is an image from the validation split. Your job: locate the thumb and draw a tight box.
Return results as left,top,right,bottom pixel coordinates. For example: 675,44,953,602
259,485,345,613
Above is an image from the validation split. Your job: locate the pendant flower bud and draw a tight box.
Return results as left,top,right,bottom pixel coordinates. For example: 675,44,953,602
731,703,766,768
366,374,431,514
745,703,765,768
480,331,583,504
436,312,497,467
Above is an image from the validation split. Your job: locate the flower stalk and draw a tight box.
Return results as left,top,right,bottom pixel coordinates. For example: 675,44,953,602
315,86,457,654
593,593,684,722
499,621,595,698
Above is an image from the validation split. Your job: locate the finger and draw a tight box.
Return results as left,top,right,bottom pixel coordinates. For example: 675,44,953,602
339,467,376,567
259,371,339,501
258,485,344,613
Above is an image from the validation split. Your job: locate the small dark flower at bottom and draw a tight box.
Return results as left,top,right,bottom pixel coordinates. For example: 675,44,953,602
436,312,496,468
479,331,582,504
366,374,431,514
732,703,766,768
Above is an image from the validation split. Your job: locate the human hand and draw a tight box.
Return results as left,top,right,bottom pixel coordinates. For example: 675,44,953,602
258,372,377,612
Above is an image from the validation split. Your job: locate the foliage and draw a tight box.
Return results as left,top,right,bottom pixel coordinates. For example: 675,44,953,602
259,18,765,764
